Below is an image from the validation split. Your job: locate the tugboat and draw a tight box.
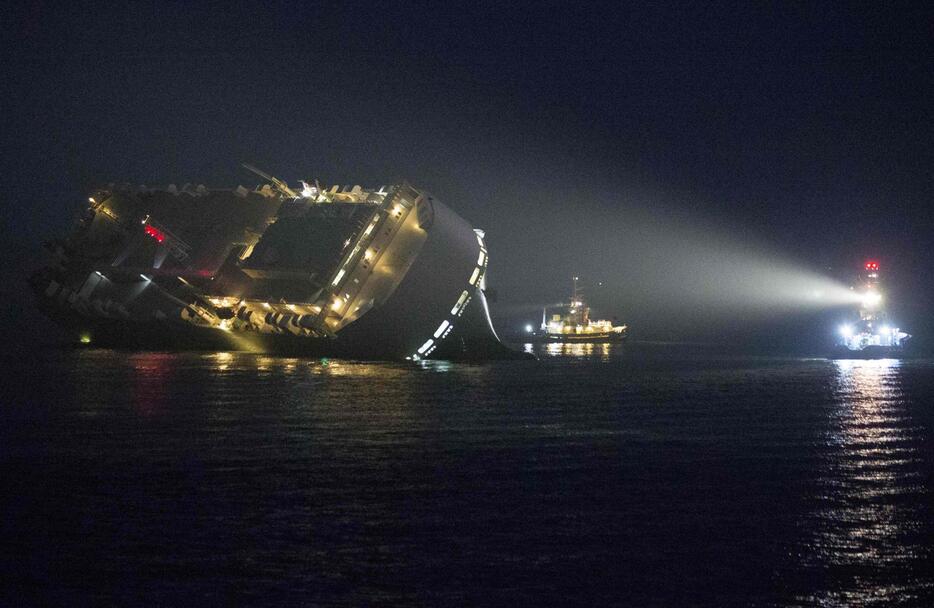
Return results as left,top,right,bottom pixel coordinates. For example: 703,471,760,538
531,277,627,342
833,261,910,358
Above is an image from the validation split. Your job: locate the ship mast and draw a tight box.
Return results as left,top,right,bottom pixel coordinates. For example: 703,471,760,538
241,163,299,198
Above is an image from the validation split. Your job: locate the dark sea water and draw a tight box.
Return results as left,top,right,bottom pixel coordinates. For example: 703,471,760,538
2,343,933,606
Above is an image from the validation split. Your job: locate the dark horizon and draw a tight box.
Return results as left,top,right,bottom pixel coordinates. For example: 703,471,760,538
4,2,932,351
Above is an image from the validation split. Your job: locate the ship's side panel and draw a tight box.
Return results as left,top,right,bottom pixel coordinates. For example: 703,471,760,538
334,193,493,358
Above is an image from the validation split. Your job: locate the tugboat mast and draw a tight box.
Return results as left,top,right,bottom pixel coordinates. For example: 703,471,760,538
836,260,910,356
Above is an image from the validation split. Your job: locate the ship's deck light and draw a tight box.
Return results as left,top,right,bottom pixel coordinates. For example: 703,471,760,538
839,324,853,338
525,324,534,333
79,334,92,344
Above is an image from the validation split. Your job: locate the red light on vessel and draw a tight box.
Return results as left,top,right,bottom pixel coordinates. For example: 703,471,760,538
864,261,879,271
144,224,165,243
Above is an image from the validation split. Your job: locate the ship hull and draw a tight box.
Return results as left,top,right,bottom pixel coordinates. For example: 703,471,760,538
529,332,627,344
33,282,525,360
829,344,908,360
30,180,527,361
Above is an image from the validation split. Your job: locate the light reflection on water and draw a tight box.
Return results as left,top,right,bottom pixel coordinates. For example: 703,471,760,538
796,359,931,605
10,347,933,605
522,341,614,359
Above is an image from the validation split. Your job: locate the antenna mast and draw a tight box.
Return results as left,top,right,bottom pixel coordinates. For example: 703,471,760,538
241,163,298,198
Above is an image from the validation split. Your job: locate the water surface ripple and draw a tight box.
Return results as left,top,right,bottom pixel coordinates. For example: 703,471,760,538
2,346,932,606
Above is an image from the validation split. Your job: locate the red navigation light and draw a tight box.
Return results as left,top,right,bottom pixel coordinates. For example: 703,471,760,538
144,224,165,243
864,261,879,271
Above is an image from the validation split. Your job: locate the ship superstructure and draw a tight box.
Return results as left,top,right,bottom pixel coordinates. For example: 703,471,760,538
836,261,910,356
30,168,515,359
536,277,627,342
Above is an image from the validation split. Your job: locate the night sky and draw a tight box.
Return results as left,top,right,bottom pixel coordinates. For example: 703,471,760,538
3,2,932,350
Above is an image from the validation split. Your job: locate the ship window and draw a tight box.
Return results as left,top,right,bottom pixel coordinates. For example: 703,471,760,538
331,269,346,286
469,268,480,285
451,290,469,315
417,339,434,354
477,251,486,266
457,297,472,316
433,320,450,338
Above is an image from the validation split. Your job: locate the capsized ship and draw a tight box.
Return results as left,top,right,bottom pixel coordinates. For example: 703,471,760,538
29,167,520,360
533,277,627,342
834,261,910,358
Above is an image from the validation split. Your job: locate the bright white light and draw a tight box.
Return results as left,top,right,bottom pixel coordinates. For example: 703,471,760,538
880,325,890,335
434,320,450,338
524,324,533,333
300,181,316,198
839,324,853,338
862,291,882,307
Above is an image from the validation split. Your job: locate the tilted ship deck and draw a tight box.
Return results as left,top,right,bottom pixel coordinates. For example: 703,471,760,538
30,170,520,360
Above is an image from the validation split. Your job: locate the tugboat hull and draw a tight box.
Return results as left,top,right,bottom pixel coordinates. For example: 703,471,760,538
531,332,627,344
830,344,909,360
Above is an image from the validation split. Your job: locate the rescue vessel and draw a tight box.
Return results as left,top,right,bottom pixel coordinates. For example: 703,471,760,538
531,277,627,343
833,261,910,358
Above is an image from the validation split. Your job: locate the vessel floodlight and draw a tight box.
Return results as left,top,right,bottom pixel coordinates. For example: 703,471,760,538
839,324,853,338
861,291,882,308
525,324,534,333
880,325,890,335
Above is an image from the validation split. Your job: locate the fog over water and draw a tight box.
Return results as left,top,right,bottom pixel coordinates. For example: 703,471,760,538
488,183,863,342
3,3,930,351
